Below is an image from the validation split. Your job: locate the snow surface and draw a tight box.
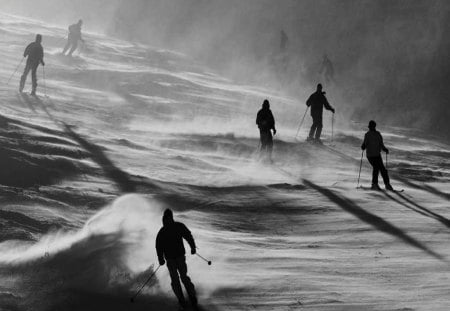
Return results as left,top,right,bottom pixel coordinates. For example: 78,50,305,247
0,13,449,311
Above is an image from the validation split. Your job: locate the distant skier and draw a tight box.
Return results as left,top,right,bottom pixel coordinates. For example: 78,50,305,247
19,34,45,96
306,83,335,143
256,99,277,162
62,19,84,56
319,54,334,83
156,209,198,310
361,120,393,191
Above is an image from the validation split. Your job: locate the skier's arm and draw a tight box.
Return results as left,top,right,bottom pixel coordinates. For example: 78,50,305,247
23,43,31,57
39,46,45,66
270,111,276,134
256,111,261,127
323,96,335,113
181,224,196,254
306,95,312,107
361,134,367,150
380,133,388,153
155,232,165,265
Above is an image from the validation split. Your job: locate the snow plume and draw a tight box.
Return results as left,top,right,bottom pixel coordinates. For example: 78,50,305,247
0,195,168,310
109,0,450,138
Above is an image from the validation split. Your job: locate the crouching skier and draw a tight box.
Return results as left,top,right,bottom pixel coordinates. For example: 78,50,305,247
156,209,198,310
361,120,394,191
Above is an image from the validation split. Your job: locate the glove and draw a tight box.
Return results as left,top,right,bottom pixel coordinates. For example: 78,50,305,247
385,149,389,154
158,258,165,266
42,61,45,66
273,129,277,135
191,248,196,255
332,108,335,113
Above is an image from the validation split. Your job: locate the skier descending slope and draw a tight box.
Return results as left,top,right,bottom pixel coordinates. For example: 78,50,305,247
306,83,335,144
256,99,277,163
19,34,45,96
156,209,198,310
361,120,394,191
62,19,84,56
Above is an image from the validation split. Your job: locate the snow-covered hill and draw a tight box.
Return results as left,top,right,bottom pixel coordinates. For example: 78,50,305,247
0,13,449,311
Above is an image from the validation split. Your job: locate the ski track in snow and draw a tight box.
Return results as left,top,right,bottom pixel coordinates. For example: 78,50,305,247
0,13,449,311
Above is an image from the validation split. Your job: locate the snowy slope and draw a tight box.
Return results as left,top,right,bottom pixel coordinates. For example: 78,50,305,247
0,13,449,311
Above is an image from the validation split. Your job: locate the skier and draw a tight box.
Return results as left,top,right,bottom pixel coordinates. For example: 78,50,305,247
361,120,394,191
256,99,277,162
19,34,45,96
156,209,198,310
62,19,84,56
306,83,335,143
319,54,334,83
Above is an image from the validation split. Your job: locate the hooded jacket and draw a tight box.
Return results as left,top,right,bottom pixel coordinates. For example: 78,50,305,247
306,91,334,118
23,42,44,66
256,107,275,131
156,211,196,261
361,129,388,157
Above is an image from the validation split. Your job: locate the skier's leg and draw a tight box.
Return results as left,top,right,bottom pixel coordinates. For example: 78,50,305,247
20,63,31,92
167,258,186,307
368,157,379,186
68,40,78,56
379,157,391,187
62,38,71,54
178,257,197,306
31,65,38,95
314,121,323,140
308,120,316,140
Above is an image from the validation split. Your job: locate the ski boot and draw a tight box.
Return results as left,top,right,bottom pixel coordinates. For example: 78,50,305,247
385,184,394,191
371,184,381,190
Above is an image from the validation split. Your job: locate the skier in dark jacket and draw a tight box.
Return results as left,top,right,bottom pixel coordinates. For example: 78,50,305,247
156,209,198,310
62,19,84,56
361,120,393,190
256,99,277,162
19,34,45,95
306,83,335,143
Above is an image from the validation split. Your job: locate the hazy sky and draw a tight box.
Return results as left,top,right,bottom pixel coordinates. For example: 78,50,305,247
2,0,449,136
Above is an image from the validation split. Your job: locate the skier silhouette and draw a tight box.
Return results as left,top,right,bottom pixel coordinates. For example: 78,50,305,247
361,120,393,190
319,54,334,83
20,34,45,96
62,19,84,56
156,209,198,310
256,99,277,162
306,84,335,143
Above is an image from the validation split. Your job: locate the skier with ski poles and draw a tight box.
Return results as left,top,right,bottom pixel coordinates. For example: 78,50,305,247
19,34,45,96
62,19,85,56
361,120,394,191
156,209,199,310
306,83,335,144
256,99,277,163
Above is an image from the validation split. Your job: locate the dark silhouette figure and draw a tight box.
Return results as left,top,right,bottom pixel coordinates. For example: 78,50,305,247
306,84,335,143
361,120,393,190
256,99,277,162
20,34,45,96
280,30,289,52
319,54,334,83
156,209,198,310
62,19,84,56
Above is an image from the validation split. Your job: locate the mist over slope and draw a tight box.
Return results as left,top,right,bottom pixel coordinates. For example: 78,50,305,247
110,0,450,137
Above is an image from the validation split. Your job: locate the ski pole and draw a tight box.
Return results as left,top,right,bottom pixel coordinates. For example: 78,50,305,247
356,150,364,188
42,66,47,97
7,57,24,85
331,113,335,143
295,106,309,139
130,265,161,303
196,253,212,265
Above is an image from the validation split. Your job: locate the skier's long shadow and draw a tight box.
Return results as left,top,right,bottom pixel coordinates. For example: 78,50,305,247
302,179,446,262
61,123,136,193
382,191,450,229
395,176,450,201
